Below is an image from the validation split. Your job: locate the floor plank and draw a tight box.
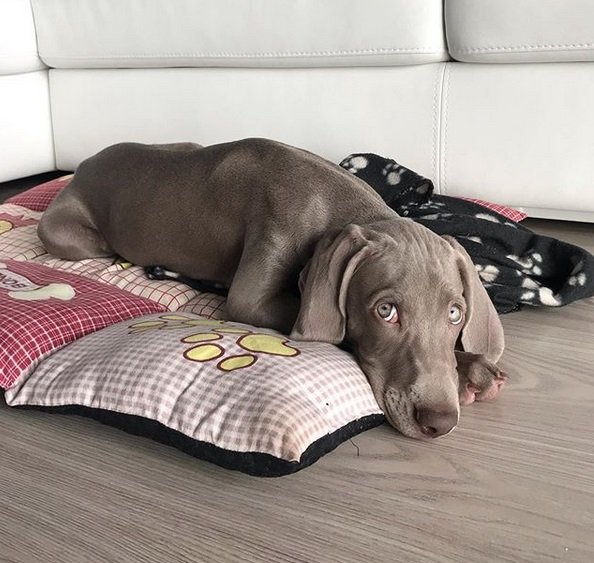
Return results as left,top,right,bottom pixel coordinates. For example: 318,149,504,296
1,219,593,563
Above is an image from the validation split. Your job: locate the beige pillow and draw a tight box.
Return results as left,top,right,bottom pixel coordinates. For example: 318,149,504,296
5,313,383,476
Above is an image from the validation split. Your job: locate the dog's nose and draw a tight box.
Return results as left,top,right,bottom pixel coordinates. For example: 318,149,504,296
415,408,458,438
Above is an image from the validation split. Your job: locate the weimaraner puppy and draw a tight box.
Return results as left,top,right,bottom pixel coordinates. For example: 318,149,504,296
38,138,506,439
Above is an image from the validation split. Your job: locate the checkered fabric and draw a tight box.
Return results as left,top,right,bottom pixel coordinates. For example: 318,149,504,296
5,175,72,212
178,292,227,319
0,204,46,260
461,198,527,222
33,255,200,311
5,313,382,466
0,260,165,390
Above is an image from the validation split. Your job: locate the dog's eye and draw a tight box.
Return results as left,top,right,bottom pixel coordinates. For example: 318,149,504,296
377,303,399,324
449,304,463,325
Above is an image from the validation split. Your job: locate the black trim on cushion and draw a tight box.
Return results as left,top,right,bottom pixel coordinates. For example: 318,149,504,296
15,405,385,477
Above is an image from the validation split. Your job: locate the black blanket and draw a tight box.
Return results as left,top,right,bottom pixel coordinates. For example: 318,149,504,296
340,153,594,313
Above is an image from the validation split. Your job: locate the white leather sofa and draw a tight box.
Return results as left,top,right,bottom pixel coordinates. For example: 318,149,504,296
2,0,593,221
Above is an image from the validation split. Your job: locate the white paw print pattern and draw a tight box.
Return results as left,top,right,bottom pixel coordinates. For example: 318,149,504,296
538,287,561,306
568,259,587,287
475,213,500,223
341,155,369,174
474,213,517,229
521,277,541,289
417,213,453,221
569,272,587,287
507,251,543,276
381,162,403,186
520,275,540,302
475,264,500,283
417,201,446,211
519,278,561,306
508,252,563,306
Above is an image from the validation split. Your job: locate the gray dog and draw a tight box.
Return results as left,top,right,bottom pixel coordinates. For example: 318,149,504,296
38,138,506,439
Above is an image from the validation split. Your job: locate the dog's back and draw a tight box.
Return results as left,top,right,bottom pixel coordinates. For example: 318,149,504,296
38,139,391,283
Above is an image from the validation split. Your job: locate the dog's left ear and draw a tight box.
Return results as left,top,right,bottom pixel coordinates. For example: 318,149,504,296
443,236,505,363
291,224,370,344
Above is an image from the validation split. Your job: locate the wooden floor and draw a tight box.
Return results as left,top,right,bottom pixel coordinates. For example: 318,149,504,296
1,219,593,563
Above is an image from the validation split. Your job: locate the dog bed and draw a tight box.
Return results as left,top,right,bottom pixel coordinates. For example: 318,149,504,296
0,173,530,476
4,313,383,476
1,176,386,476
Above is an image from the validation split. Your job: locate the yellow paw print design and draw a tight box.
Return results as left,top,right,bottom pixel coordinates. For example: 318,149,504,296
128,315,300,372
113,257,134,270
0,219,14,235
0,213,37,234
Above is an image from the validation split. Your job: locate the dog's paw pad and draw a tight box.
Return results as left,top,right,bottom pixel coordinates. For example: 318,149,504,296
459,384,480,406
475,372,508,402
457,352,507,406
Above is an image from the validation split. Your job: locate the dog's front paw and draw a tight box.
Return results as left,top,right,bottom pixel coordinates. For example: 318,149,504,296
455,351,508,406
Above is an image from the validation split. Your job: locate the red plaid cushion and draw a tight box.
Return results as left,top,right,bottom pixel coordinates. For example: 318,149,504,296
5,175,72,212
461,197,527,222
0,259,165,390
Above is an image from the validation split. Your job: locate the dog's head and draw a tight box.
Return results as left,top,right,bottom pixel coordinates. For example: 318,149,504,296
290,221,504,439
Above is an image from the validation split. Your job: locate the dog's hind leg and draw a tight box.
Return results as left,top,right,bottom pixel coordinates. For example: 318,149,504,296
37,191,113,260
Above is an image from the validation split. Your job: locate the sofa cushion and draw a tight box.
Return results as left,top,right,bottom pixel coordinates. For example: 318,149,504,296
4,313,384,476
31,0,447,68
0,0,45,75
0,72,55,183
437,63,594,216
446,0,594,63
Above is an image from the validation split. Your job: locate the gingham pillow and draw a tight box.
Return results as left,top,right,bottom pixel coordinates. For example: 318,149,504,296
177,291,226,319
5,312,384,476
0,204,46,260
